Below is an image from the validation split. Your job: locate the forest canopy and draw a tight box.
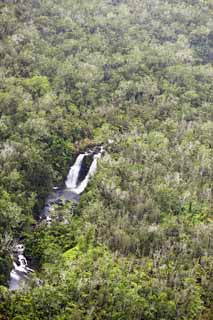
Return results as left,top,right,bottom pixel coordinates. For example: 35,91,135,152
0,0,212,319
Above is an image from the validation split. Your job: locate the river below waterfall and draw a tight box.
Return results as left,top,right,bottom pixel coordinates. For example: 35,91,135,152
9,146,104,290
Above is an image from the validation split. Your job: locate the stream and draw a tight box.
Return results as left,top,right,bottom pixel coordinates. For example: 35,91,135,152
9,146,104,290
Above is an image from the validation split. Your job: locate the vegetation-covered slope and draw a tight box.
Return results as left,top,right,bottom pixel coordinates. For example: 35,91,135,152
0,0,212,319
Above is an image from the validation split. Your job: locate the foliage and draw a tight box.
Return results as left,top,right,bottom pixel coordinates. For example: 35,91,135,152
0,0,212,319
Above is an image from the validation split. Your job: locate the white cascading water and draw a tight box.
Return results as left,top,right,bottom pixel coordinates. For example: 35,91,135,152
73,148,103,195
9,246,33,291
65,148,103,195
65,154,86,189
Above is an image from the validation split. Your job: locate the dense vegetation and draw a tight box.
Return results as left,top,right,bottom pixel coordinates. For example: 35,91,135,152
0,0,212,319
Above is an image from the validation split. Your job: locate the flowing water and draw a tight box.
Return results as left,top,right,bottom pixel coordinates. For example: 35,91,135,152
73,148,103,194
9,246,33,290
9,146,104,290
65,153,86,189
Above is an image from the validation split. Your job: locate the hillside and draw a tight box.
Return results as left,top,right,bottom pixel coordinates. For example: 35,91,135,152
0,0,212,319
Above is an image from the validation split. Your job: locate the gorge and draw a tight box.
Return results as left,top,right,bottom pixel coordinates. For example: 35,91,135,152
9,146,104,290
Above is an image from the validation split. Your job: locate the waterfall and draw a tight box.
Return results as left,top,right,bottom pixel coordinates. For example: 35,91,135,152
9,246,33,291
65,147,103,195
9,147,104,290
42,154,88,224
73,148,103,195
65,154,86,189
